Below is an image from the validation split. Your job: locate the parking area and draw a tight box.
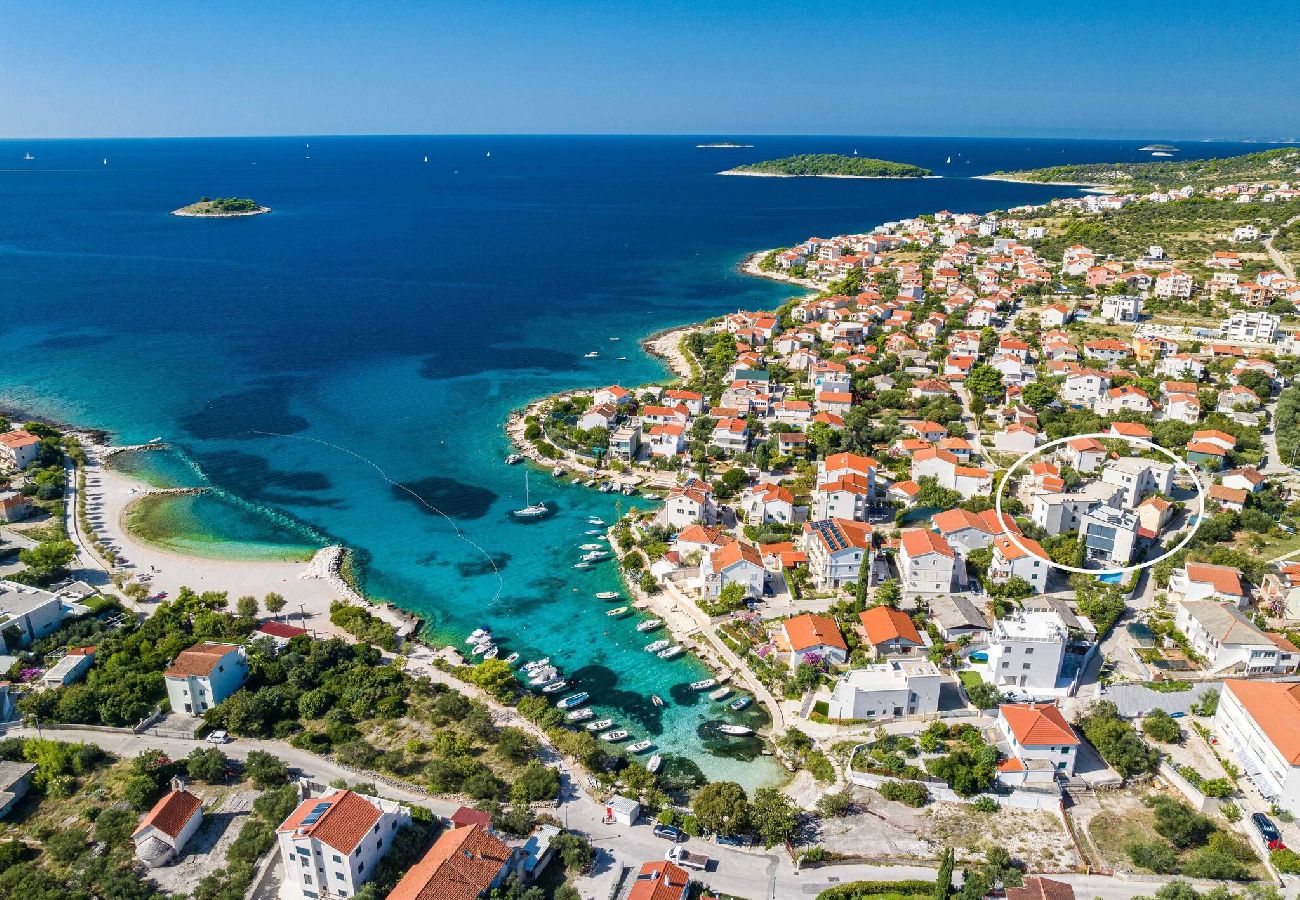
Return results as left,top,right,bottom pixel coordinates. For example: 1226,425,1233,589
1101,681,1219,718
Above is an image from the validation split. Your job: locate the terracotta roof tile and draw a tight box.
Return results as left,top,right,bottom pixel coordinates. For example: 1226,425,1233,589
164,643,240,679
388,823,513,900
783,613,847,653
1000,703,1079,747
277,790,384,854
859,607,923,647
133,788,202,839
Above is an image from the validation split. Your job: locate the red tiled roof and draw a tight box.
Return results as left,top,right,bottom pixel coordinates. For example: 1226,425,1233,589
1007,876,1076,900
388,823,513,900
1000,703,1078,747
783,613,847,653
1185,562,1245,596
164,643,239,679
255,622,309,639
900,528,954,559
859,606,923,647
133,788,202,839
627,860,691,900
277,790,384,854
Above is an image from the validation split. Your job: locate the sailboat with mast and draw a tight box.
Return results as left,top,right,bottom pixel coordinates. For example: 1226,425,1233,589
511,469,550,520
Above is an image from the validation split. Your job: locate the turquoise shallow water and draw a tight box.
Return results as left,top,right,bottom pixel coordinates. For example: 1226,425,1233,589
0,135,1261,786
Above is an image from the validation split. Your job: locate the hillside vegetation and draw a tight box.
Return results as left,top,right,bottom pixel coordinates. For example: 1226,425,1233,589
990,147,1300,190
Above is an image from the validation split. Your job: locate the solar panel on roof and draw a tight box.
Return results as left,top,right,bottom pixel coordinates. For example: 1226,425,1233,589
301,801,332,825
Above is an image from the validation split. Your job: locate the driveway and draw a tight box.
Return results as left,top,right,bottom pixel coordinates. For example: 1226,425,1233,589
1101,681,1219,717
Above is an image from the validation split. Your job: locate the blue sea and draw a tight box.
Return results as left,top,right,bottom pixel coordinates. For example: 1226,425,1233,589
0,134,1264,786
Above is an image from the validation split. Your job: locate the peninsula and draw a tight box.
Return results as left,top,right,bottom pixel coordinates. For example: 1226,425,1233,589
696,142,754,149
983,145,1294,191
171,196,270,216
720,153,932,178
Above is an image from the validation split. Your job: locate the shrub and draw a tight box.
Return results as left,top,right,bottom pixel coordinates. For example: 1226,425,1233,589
877,780,929,808
815,880,936,899
1126,839,1178,874
1141,709,1182,743
1271,847,1300,874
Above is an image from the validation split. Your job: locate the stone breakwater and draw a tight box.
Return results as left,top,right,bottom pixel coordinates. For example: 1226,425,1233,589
304,546,422,638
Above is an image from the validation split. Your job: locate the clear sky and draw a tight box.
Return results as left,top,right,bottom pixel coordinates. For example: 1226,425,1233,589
3,0,1297,140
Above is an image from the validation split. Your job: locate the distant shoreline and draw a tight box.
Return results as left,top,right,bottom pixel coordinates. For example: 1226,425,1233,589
171,202,271,217
719,170,941,180
972,173,1116,194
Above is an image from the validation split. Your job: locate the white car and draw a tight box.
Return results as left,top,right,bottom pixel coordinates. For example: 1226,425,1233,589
206,730,230,745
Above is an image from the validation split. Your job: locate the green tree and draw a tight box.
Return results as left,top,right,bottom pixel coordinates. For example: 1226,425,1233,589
510,760,560,804
264,592,287,616
874,579,901,608
966,365,1004,402
1126,839,1178,873
548,832,594,874
17,540,76,584
236,595,259,619
185,745,229,782
935,846,955,900
750,786,798,847
469,659,518,700
1141,709,1182,743
243,750,290,788
691,781,751,836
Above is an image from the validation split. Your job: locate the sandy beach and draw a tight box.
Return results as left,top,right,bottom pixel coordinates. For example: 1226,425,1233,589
75,443,413,640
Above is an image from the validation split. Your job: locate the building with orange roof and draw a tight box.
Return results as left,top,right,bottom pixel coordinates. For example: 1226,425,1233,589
1216,680,1300,809
1174,600,1296,675
740,482,795,526
1008,876,1077,900
781,613,847,667
664,479,717,529
897,529,956,595
626,860,691,900
813,471,874,522
133,777,204,867
1056,437,1107,473
163,642,247,717
905,420,948,442
670,524,728,559
0,429,42,470
1208,484,1248,511
700,541,766,599
989,535,1049,594
1107,421,1152,440
998,703,1079,776
277,789,410,900
1169,562,1247,606
388,822,514,900
801,519,873,589
858,606,924,656
818,452,878,490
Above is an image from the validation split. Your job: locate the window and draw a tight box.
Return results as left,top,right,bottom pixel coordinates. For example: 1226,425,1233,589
376,838,382,849
1001,661,1009,669
304,875,313,885
335,872,346,882
358,862,365,873
1024,648,1034,655
1022,663,1030,670
332,854,341,863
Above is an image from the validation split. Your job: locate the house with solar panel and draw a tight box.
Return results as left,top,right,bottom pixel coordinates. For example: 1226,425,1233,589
276,788,410,900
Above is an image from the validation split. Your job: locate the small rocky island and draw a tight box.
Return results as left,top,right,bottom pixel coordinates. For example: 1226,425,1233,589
720,153,932,178
172,196,270,217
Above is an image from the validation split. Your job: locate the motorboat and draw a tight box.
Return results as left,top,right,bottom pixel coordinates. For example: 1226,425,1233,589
466,628,491,644
708,686,731,701
657,646,685,660
585,529,604,536
647,754,663,773
628,740,653,753
541,680,569,694
523,657,550,671
573,562,591,569
504,653,520,666
566,708,594,722
471,642,495,657
719,724,753,736
651,695,665,708
583,478,597,487
580,543,604,551
529,668,559,686
690,679,717,691
585,719,614,731
729,696,752,711
587,517,606,526
511,470,550,520
584,351,599,358
553,466,565,477
482,646,499,660
600,730,629,741
606,607,629,617
596,591,621,600
636,619,664,633
644,639,670,653
556,692,589,709
581,550,611,562
505,454,523,464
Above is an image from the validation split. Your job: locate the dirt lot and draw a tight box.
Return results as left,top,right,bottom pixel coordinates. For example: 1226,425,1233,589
813,785,1076,870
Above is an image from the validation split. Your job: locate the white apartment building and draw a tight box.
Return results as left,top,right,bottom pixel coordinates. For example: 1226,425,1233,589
0,582,67,650
897,529,956,595
1221,311,1280,344
1174,601,1296,675
277,789,411,900
164,642,249,717
985,611,1069,692
998,703,1080,777
1030,482,1121,536
1100,457,1175,508
989,535,1049,594
801,518,873,589
1215,680,1300,812
663,480,717,529
825,659,942,721
1098,294,1142,323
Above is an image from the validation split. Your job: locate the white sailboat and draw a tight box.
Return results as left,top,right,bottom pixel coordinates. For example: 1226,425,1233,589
511,470,549,519
946,156,952,164
423,155,429,163
23,152,34,161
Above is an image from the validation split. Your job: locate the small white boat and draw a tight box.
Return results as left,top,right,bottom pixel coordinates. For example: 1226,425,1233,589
636,619,664,633
651,694,665,707
609,337,621,341
709,686,730,701
505,454,523,464
573,562,592,569
585,529,604,536
567,708,594,722
23,152,34,161
647,754,663,773
504,653,520,666
584,351,600,358
580,543,604,551
423,155,429,163
644,639,670,653
511,470,550,520
471,642,495,657
466,628,491,644
600,730,629,742
657,646,685,660
553,466,565,477
523,657,550,671
482,646,499,660
629,740,653,753
596,591,621,600
556,691,589,709
730,696,752,711
541,680,569,694
581,550,610,562
719,724,753,736
585,718,615,731
588,517,606,526
690,679,717,691
606,607,629,617
530,669,559,686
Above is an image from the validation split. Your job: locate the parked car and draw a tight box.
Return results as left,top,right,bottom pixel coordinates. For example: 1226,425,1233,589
652,824,684,842
207,730,230,745
1252,813,1282,845
714,832,749,847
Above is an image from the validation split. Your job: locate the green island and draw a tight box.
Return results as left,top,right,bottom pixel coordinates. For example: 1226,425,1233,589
171,196,269,217
721,153,932,178
986,146,1299,191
